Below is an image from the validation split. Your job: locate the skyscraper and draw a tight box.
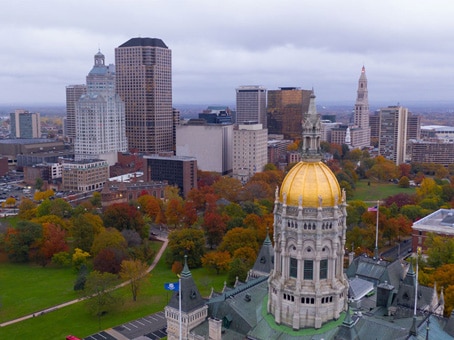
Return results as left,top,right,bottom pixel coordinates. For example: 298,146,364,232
267,87,312,140
65,84,86,143
10,110,41,138
75,51,127,165
352,66,371,148
379,105,408,165
236,85,267,127
115,37,173,154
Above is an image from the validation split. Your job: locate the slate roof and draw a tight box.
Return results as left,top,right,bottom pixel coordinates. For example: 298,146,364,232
249,233,274,277
167,257,205,313
119,37,168,49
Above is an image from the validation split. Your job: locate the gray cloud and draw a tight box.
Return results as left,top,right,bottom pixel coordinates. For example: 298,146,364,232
1,0,454,106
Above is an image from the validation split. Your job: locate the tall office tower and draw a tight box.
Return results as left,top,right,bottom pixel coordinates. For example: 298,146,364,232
65,84,86,143
407,112,421,140
232,123,268,183
115,37,173,154
10,110,41,138
75,51,127,166
352,66,371,148
236,85,267,127
379,106,408,165
267,87,312,140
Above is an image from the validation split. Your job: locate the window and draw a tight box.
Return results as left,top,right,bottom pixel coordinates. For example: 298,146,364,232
320,259,328,280
304,260,313,280
289,257,298,278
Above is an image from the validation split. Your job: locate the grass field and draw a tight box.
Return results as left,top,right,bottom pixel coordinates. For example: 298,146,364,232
350,179,416,203
0,243,228,340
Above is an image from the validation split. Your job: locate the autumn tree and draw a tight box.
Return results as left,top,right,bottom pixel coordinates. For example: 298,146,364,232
93,248,126,274
102,203,147,238
137,194,162,223
201,251,231,274
203,210,226,248
37,223,69,266
365,155,398,181
3,221,42,262
212,176,243,202
166,228,205,268
233,246,257,268
165,198,185,228
72,212,105,252
218,227,259,256
91,227,127,258
120,259,149,301
33,189,55,202
72,247,90,271
182,200,198,227
17,197,37,220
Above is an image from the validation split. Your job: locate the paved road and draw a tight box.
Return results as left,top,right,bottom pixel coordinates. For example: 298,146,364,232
84,311,167,340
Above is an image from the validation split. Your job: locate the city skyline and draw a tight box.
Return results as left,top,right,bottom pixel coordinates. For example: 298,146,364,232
2,1,454,106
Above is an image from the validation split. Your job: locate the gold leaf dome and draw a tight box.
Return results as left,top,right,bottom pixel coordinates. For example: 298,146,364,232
280,161,341,207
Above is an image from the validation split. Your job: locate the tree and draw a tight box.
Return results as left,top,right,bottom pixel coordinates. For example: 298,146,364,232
165,198,184,228
201,251,231,274
84,271,119,327
93,248,126,274
119,259,149,301
72,247,90,271
90,191,102,208
212,177,243,202
346,200,368,228
3,221,42,262
33,189,55,202
102,203,147,238
218,227,259,255
365,156,398,181
398,176,410,188
72,213,105,252
37,223,69,266
35,177,44,191
203,211,226,248
91,227,127,258
52,251,71,267
233,246,257,268
166,228,205,268
137,194,162,223
425,233,454,268
182,200,198,227
17,197,37,220
36,198,72,218
227,258,249,286
74,264,89,291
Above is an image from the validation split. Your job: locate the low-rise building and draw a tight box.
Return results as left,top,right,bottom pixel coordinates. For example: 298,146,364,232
61,159,109,192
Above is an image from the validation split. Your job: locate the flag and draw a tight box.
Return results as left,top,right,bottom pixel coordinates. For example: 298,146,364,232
164,282,179,291
368,206,378,212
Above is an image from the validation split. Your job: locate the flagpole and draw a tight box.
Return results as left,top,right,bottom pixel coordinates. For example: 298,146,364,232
179,276,182,340
374,200,379,259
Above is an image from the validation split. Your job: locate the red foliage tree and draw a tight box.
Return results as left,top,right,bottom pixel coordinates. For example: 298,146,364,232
41,223,69,264
93,248,126,274
203,211,226,248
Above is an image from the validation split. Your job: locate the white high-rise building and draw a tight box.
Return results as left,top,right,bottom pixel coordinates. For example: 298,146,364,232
236,85,267,127
352,66,371,148
75,51,128,166
176,121,233,175
233,123,268,183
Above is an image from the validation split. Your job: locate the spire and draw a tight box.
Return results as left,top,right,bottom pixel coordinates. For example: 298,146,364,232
301,90,322,161
166,255,205,313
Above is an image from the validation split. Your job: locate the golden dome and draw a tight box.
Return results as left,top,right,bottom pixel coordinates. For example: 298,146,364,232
280,161,341,207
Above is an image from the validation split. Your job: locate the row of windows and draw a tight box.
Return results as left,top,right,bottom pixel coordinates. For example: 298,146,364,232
282,295,334,304
290,259,328,280
286,220,334,231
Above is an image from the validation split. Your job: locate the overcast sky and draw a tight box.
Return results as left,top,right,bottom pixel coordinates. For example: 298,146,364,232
1,0,454,107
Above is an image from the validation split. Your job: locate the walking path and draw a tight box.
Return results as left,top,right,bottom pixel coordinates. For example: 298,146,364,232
0,237,168,328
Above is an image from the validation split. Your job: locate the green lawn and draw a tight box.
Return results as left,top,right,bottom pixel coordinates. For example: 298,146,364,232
0,245,228,339
350,179,416,202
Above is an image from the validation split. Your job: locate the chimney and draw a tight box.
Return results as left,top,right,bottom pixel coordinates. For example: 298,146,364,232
209,317,222,340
